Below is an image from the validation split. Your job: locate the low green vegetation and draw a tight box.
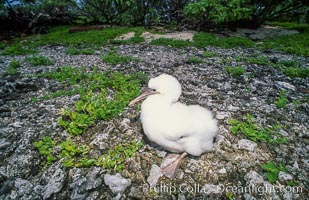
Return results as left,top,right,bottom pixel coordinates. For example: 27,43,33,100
150,38,192,48
188,56,205,64
202,51,217,58
34,136,143,169
259,33,309,56
6,59,21,75
25,55,53,66
151,33,254,49
32,87,87,102
225,66,245,77
225,192,234,200
267,22,309,32
1,44,37,55
65,47,96,55
277,59,309,78
102,50,136,64
0,42,7,50
111,27,145,44
278,59,300,68
228,114,287,144
193,32,254,48
35,66,146,135
34,136,58,165
282,67,309,78
97,141,143,171
261,161,287,183
28,26,132,46
275,90,289,109
236,55,271,65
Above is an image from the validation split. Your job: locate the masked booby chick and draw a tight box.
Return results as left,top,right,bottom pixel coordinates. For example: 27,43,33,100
129,74,218,178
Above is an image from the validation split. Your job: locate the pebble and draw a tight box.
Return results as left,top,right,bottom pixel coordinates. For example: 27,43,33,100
147,164,163,187
275,81,296,91
278,171,293,182
238,139,258,151
244,171,264,185
104,173,131,194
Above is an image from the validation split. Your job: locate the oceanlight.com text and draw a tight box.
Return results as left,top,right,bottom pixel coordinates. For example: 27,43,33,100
142,183,303,195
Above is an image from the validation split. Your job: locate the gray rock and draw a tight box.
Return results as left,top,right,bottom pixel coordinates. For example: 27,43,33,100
42,167,66,199
128,186,144,199
147,164,163,187
238,139,257,151
104,173,131,194
0,139,11,149
243,193,256,200
275,81,296,91
216,111,230,120
201,184,221,194
227,105,240,112
278,171,293,182
244,171,264,185
70,167,102,199
279,129,289,137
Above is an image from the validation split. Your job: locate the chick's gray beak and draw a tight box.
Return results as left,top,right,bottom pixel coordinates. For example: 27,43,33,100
129,88,159,106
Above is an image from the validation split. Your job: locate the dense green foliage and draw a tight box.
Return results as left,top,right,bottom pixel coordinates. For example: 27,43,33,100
184,0,252,28
0,0,307,33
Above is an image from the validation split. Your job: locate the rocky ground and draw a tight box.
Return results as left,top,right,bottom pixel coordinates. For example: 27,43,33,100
0,42,308,200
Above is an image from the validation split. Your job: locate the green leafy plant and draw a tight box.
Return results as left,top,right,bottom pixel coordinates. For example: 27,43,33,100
32,87,87,102
226,192,234,200
225,66,245,77
36,67,145,135
34,136,58,165
36,66,89,84
102,50,136,64
34,137,143,170
97,140,143,171
275,90,289,109
228,114,287,144
6,59,21,75
25,55,54,66
261,161,287,183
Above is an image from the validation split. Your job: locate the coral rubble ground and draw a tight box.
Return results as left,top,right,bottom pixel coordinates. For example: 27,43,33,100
0,44,308,199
